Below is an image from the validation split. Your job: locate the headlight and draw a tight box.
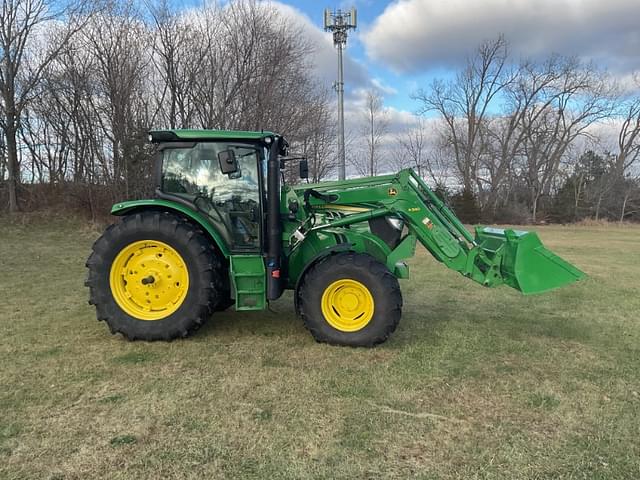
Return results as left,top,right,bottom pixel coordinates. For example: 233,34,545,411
386,217,404,231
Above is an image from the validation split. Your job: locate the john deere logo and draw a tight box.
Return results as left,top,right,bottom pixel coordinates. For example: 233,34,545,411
388,188,398,196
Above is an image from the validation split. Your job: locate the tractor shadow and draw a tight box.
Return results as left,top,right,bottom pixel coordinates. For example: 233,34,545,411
193,281,593,351
389,280,594,350
196,291,306,341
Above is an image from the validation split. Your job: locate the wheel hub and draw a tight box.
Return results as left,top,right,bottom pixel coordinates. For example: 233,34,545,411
321,279,374,332
109,240,189,321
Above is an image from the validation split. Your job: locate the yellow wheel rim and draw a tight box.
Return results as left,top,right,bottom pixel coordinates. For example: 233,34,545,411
109,240,189,321
321,279,374,332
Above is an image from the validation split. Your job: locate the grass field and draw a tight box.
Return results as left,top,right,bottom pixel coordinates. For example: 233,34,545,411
1,218,639,479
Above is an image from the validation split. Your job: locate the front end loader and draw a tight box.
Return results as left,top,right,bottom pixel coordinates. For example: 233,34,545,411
86,130,585,346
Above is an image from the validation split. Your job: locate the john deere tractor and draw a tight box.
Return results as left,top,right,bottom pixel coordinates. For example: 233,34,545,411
86,130,585,346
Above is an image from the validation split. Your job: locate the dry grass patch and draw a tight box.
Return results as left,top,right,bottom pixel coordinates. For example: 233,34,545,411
0,221,639,479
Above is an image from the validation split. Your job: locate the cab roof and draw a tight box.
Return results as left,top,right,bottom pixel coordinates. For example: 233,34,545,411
149,129,278,143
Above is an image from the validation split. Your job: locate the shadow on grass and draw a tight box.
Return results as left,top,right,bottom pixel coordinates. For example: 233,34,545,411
383,283,599,383
195,300,304,342
412,284,592,342
138,275,596,356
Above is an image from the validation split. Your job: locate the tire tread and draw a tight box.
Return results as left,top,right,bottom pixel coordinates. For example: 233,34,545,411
86,211,223,341
297,252,402,347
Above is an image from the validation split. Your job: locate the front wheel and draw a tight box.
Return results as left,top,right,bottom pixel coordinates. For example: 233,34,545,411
297,252,402,347
85,211,220,341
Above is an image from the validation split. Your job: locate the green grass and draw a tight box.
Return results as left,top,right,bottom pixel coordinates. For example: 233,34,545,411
1,219,639,479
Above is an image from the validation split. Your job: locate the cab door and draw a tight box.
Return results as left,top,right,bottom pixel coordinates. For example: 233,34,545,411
160,142,264,253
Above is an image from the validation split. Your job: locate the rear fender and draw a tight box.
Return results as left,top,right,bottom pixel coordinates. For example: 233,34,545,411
111,199,230,257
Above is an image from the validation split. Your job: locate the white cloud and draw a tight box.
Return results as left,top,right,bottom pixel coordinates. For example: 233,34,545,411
616,72,640,95
362,0,640,74
343,87,418,136
270,2,371,89
370,77,398,95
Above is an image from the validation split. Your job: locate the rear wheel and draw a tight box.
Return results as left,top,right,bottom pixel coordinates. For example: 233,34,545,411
86,211,221,341
297,252,402,347
215,297,236,312
214,258,235,312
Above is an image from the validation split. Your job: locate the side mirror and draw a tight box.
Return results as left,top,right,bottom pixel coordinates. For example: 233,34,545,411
218,149,238,175
299,159,309,179
279,138,289,156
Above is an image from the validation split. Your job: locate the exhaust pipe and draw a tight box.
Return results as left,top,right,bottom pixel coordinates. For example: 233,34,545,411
266,136,283,300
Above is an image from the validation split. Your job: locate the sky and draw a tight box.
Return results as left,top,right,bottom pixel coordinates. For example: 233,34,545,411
268,0,640,132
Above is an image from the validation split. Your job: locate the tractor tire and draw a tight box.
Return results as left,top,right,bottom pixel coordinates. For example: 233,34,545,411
215,291,235,312
85,211,221,341
297,252,402,347
214,259,235,312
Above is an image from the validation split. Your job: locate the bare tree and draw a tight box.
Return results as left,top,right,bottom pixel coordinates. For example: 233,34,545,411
81,2,152,198
413,35,512,195
479,57,568,217
148,0,206,129
296,88,336,182
1,0,333,210
15,4,638,223
353,89,389,176
394,118,427,177
615,82,640,178
392,118,450,188
518,61,614,221
613,75,640,221
0,0,90,211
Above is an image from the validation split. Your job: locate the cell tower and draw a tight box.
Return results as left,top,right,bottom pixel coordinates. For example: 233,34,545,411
324,7,357,180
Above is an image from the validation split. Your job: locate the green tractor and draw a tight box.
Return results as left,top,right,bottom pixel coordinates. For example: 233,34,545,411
86,130,585,347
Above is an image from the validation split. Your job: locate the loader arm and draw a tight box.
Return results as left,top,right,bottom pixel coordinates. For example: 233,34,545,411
294,169,585,294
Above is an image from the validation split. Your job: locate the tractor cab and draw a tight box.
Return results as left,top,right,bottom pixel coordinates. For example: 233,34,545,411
137,129,290,313
150,129,285,254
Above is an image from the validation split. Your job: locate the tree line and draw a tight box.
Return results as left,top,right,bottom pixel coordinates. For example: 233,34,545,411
0,0,336,217
1,1,639,224
390,37,640,223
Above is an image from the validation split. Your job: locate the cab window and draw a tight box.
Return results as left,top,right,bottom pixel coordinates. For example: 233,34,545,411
161,142,262,251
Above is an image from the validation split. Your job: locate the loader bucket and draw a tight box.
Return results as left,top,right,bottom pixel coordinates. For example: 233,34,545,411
475,227,586,295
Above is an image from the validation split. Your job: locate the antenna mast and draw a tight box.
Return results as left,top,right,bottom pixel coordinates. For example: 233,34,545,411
324,7,357,180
